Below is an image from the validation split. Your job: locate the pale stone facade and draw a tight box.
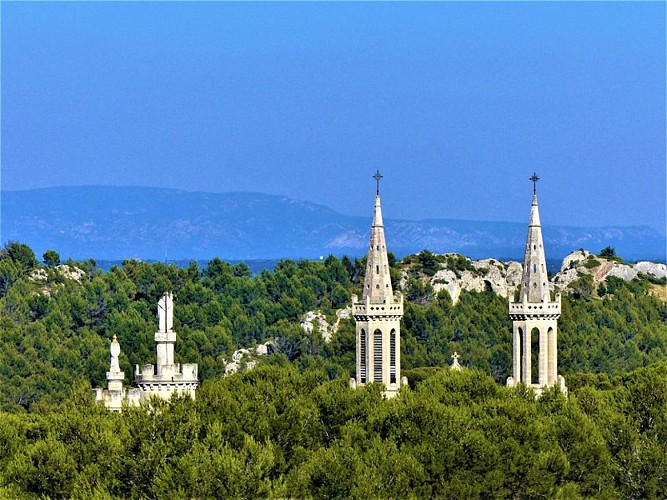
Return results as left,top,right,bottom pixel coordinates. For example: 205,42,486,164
351,175,407,398
92,335,142,412
94,292,198,410
507,183,566,395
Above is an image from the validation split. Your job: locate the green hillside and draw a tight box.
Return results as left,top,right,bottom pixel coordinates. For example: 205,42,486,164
0,242,665,497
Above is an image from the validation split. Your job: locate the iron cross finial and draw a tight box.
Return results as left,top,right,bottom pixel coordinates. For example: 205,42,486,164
530,172,540,195
373,170,383,196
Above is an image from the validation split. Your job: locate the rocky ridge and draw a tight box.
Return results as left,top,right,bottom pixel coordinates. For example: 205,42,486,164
554,250,667,288
30,265,87,295
411,251,666,306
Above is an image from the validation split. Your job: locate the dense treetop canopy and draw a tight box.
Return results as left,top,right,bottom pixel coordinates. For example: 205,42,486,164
0,242,665,497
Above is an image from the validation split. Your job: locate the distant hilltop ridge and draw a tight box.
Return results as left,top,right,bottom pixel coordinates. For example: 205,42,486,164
2,186,665,261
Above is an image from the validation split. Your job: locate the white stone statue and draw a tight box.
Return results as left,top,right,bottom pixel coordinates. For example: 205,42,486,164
157,292,174,332
451,351,462,371
110,335,121,372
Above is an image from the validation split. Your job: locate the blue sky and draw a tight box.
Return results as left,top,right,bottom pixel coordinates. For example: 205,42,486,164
2,1,665,234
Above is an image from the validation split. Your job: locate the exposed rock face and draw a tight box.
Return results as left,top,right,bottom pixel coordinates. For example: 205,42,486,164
605,264,638,282
560,250,591,272
30,265,86,284
299,307,351,342
429,257,523,305
30,268,49,281
300,311,332,342
553,268,579,288
224,342,273,376
336,306,351,321
56,264,86,284
635,261,667,279
431,269,462,304
333,306,352,336
505,262,523,293
415,251,665,305
30,265,87,296
553,251,666,291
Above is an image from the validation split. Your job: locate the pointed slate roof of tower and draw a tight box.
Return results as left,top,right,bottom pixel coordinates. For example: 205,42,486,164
362,171,394,303
519,174,550,303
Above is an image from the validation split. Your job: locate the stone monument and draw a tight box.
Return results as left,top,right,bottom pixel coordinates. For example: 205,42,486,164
135,292,199,399
450,352,462,371
94,292,198,410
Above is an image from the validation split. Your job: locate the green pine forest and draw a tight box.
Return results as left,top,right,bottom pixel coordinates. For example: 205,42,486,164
0,242,666,498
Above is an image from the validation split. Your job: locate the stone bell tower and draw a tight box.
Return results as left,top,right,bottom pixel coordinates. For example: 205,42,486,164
507,173,566,394
351,171,405,397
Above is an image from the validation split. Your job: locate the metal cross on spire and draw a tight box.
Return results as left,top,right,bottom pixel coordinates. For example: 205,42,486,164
373,170,383,195
530,172,540,195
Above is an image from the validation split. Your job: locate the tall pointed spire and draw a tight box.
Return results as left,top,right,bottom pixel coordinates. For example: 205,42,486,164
508,174,565,395
362,190,394,302
351,171,405,398
519,192,550,303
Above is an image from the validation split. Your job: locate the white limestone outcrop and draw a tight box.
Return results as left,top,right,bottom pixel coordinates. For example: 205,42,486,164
560,250,590,272
553,250,666,290
300,307,351,342
605,264,638,282
56,264,86,284
635,261,667,279
415,251,665,305
224,342,274,376
431,269,461,303
30,264,86,284
30,268,49,281
429,257,523,305
300,311,332,342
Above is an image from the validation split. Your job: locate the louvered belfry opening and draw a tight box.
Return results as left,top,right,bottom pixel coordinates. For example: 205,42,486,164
373,329,383,382
390,329,396,384
360,329,367,383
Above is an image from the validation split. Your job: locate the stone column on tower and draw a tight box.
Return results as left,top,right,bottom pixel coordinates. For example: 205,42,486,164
155,292,176,372
507,174,566,395
134,292,199,400
351,171,405,398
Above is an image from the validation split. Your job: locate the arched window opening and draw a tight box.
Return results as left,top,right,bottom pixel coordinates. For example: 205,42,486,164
359,329,367,383
374,329,383,383
531,327,540,385
518,327,524,383
390,329,397,384
547,326,555,379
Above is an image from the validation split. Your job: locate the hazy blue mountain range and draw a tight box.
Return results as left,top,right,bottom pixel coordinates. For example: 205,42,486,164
2,186,664,262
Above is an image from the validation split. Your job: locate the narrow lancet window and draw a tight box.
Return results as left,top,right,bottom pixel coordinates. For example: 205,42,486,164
390,329,396,384
360,329,367,383
374,329,382,382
